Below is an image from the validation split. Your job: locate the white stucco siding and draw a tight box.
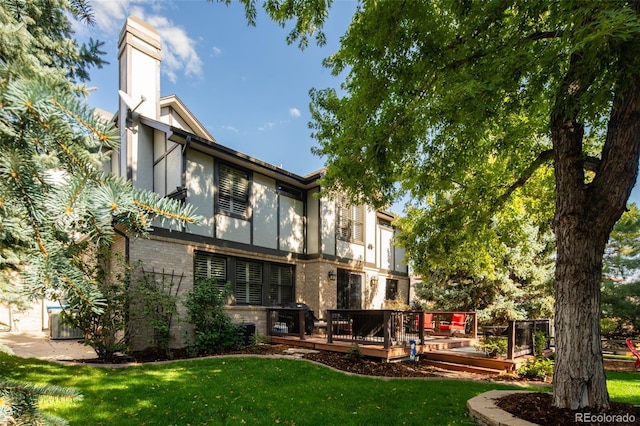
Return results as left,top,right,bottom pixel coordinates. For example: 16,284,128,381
160,107,193,133
380,226,394,271
365,208,376,264
336,240,365,260
133,124,154,191
279,196,304,253
215,214,251,244
306,189,319,254
185,150,214,237
252,175,277,249
320,196,336,256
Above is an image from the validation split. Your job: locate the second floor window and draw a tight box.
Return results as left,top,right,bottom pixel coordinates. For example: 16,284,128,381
336,196,364,243
218,164,249,217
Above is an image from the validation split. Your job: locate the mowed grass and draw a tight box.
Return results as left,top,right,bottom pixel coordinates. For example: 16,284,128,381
1,352,637,425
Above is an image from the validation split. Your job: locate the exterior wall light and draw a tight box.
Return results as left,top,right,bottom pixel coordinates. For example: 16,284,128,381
328,270,336,281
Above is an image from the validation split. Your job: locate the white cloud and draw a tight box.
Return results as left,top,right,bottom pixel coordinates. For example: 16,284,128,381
75,1,202,83
212,46,222,56
258,122,277,132
289,108,301,118
221,125,239,133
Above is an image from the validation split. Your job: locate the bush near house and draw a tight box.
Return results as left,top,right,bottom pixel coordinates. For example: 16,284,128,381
184,278,244,354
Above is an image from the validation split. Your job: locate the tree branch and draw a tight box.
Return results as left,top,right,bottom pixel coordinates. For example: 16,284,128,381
583,155,601,173
496,149,554,205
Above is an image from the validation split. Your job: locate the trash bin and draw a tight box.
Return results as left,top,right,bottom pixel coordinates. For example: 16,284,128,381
238,323,256,346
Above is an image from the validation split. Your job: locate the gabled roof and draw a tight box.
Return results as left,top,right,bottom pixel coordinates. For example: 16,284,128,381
159,94,215,142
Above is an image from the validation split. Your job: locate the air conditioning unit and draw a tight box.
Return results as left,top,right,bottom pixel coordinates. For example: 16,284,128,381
48,308,84,340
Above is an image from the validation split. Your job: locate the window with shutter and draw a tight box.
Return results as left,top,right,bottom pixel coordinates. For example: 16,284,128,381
269,264,294,306
236,260,262,305
218,164,249,217
336,196,364,243
194,252,227,291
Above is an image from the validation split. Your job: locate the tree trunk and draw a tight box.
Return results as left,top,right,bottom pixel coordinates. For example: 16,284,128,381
551,118,611,410
551,66,640,409
553,223,610,410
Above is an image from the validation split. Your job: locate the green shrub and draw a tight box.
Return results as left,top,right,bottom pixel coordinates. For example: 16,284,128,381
477,336,508,356
345,343,363,360
184,278,243,354
130,269,180,356
63,251,132,361
518,358,554,380
533,330,548,357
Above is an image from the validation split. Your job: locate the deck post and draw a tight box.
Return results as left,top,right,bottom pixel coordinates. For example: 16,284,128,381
419,312,425,344
327,310,333,343
266,308,273,337
383,310,391,349
471,312,478,339
507,320,516,360
298,308,306,340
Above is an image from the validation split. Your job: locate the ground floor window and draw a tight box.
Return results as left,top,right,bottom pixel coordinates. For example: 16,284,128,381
337,270,362,309
194,251,294,306
385,279,398,301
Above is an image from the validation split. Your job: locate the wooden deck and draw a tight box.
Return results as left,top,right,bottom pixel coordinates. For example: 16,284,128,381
271,333,474,362
270,333,524,374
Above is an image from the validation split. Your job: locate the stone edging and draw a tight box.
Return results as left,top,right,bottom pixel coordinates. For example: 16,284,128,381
467,390,540,426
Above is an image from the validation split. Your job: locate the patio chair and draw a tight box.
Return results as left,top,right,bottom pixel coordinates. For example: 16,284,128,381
438,313,467,334
422,313,435,331
413,313,435,332
625,338,640,370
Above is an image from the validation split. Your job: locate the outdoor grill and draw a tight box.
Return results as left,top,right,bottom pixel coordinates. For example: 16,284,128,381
280,302,317,335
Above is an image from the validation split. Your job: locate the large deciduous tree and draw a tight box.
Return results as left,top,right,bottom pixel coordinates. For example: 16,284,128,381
227,0,640,410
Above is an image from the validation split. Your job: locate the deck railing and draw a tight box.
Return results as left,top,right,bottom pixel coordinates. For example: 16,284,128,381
266,307,311,340
326,310,477,349
505,319,551,359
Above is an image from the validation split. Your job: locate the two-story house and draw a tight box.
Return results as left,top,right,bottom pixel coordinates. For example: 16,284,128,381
2,15,409,346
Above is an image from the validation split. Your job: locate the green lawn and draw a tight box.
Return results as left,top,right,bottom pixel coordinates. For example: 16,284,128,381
1,353,637,425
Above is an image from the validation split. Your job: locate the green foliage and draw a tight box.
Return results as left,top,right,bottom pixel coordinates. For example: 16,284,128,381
518,358,555,381
62,251,132,361
0,379,82,426
411,210,555,324
533,331,548,357
345,343,363,360
477,336,508,357
214,0,330,49
184,277,243,354
0,0,200,314
601,205,640,337
250,332,271,346
262,1,640,407
130,270,180,355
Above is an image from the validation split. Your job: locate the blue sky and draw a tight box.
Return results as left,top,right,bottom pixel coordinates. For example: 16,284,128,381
75,0,356,176
74,0,640,209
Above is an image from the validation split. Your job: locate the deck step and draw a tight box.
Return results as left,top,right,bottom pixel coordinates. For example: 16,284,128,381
423,359,505,376
423,350,518,372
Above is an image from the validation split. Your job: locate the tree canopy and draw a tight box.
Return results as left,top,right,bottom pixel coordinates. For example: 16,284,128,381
227,0,640,410
0,0,199,312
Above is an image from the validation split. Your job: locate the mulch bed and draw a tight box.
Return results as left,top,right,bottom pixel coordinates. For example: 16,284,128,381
73,344,640,425
497,392,640,426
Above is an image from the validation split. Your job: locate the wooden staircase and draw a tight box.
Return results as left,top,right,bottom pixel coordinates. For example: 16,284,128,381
422,350,522,375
